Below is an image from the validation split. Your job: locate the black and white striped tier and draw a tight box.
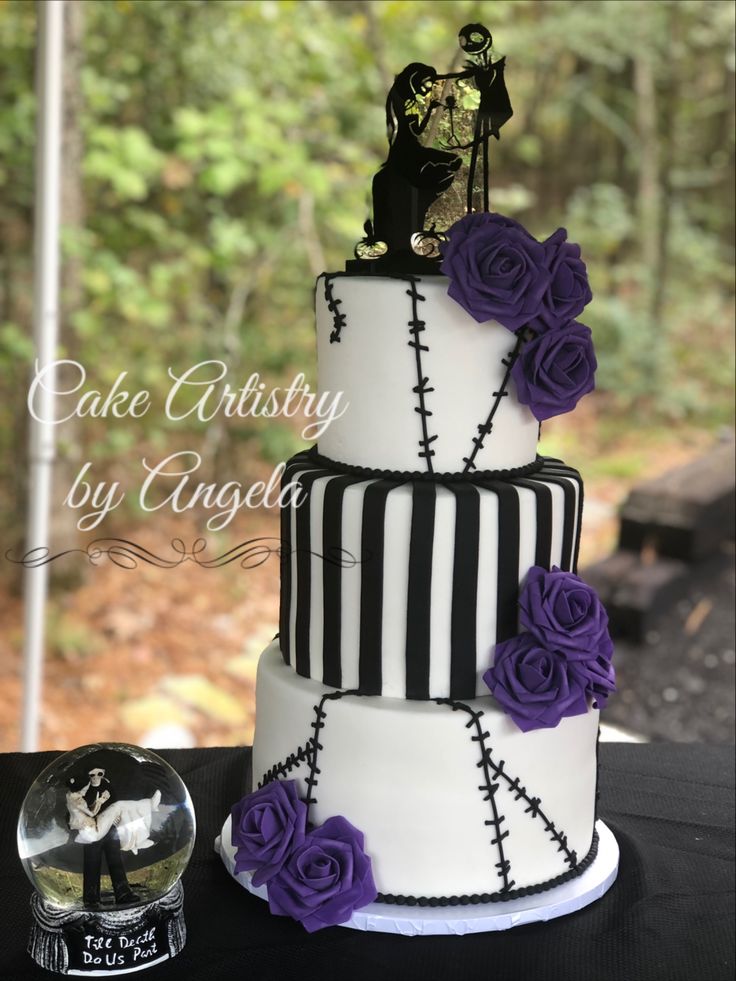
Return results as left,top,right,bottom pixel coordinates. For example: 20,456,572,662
279,450,583,701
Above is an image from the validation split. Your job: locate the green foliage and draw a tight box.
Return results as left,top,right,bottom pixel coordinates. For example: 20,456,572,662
0,0,734,534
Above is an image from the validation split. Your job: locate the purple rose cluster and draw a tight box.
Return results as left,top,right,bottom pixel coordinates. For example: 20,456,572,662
440,212,596,421
230,780,377,932
483,566,616,732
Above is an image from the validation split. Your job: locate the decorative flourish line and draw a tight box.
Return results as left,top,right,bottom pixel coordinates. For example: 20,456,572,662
324,275,348,343
406,278,438,472
437,698,579,869
461,330,526,475
5,538,360,572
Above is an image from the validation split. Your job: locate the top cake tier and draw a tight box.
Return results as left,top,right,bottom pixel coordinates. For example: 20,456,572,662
316,273,539,475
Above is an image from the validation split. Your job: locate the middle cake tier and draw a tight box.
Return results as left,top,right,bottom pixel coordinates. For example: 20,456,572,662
280,448,583,700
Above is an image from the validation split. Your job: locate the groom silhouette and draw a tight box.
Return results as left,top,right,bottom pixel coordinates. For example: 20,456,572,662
80,766,137,908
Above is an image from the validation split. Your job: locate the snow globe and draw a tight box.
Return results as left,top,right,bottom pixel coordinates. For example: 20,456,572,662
17,742,195,975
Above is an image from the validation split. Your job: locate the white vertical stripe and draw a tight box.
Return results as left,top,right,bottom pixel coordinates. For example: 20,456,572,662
289,463,325,670
308,475,329,682
475,488,499,693
428,486,456,698
381,486,413,698
289,501,298,659
340,480,369,690
559,475,581,567
547,480,565,568
516,485,538,587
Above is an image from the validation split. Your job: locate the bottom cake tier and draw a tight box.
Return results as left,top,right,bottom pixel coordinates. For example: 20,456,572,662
252,641,600,903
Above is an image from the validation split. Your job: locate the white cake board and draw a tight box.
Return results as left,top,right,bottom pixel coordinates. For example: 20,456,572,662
216,817,618,936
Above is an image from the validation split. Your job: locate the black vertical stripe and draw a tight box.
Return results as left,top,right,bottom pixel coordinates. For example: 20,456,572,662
572,470,584,573
450,484,480,699
278,458,296,665
405,482,436,699
321,475,354,688
359,480,394,694
542,463,584,573
293,468,328,678
538,468,578,571
514,478,553,570
486,480,521,643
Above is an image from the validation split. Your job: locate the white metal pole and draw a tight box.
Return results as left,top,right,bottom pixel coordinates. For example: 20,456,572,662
21,0,65,751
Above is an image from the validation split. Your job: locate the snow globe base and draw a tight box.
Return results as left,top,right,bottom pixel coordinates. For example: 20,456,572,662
28,881,186,976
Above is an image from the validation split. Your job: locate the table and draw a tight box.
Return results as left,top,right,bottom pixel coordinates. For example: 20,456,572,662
1,744,733,981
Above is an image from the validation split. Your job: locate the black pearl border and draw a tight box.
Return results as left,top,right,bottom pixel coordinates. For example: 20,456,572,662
306,445,545,482
375,830,599,907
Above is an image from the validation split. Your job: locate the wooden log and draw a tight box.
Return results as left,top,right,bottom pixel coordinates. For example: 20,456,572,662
618,441,735,561
584,552,690,642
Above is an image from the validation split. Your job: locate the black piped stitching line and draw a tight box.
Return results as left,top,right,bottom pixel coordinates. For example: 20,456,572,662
300,689,359,820
461,331,526,475
405,278,437,473
375,831,599,907
258,741,315,789
436,699,513,893
324,275,348,344
304,445,544,482
436,698,579,869
257,687,591,903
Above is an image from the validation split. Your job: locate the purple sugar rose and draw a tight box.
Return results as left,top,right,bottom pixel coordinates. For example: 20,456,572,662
230,780,307,887
532,228,593,332
511,321,597,421
571,655,617,709
519,566,613,661
440,212,551,331
267,815,377,932
483,632,589,732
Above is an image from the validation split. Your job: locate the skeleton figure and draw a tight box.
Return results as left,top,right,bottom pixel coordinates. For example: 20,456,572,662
447,24,514,213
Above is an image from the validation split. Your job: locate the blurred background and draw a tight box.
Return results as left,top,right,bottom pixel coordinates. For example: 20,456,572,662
0,0,733,752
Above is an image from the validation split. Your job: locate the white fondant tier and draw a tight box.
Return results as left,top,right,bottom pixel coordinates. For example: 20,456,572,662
253,642,600,901
316,274,539,474
280,450,583,700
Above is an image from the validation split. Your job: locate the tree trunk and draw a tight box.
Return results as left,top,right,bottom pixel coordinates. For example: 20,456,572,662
633,51,662,384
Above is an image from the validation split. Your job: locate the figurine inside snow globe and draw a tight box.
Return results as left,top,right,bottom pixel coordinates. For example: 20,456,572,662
18,743,195,975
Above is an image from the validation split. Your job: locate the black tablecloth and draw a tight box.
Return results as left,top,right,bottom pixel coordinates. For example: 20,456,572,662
1,744,733,981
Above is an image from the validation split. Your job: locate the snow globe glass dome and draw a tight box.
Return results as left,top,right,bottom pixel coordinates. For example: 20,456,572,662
18,742,195,912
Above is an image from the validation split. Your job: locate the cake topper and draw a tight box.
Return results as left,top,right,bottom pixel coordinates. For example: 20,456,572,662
350,23,513,273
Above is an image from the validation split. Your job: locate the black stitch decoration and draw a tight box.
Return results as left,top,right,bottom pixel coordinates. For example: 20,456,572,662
405,278,438,471
461,330,526,475
303,442,545,482
437,698,580,870
258,741,315,789
375,833,598,906
256,686,595,906
324,275,348,344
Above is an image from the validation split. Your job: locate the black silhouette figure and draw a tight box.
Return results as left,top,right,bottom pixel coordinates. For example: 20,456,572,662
76,766,138,908
451,24,513,213
351,23,513,273
370,62,462,260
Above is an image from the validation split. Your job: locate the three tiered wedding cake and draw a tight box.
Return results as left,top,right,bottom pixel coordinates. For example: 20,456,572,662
219,23,617,933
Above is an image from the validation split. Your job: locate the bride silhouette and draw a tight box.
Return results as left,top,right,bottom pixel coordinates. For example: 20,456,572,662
67,783,162,855
371,62,462,256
